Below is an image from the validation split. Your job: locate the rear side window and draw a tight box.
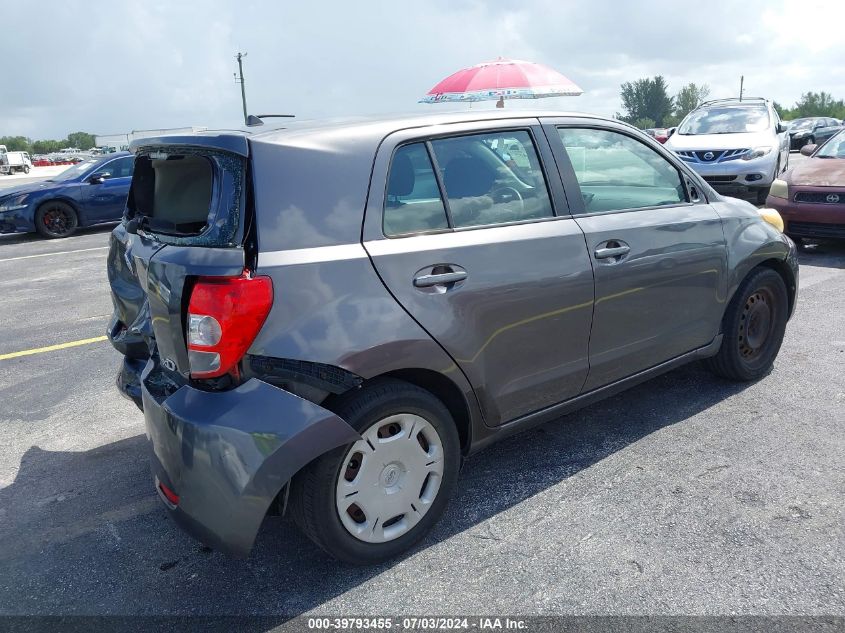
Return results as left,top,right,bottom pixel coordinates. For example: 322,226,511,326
430,130,554,228
558,127,685,213
384,143,449,236
128,147,244,246
103,156,135,178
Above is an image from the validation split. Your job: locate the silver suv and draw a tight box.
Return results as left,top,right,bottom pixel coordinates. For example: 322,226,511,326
665,98,790,204
108,111,798,564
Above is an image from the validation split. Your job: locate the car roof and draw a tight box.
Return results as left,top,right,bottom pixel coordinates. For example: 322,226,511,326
252,109,605,137
131,111,636,157
244,109,618,151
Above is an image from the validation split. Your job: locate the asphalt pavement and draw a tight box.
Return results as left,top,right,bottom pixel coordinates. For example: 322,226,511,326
0,162,843,618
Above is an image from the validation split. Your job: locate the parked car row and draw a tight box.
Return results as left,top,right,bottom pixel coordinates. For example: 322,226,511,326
31,154,87,167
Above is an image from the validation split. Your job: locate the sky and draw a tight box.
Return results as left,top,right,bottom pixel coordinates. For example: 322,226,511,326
2,0,844,140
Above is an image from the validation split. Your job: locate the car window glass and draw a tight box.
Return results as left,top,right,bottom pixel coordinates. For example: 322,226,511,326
558,127,686,213
104,157,134,178
383,143,449,236
429,130,554,228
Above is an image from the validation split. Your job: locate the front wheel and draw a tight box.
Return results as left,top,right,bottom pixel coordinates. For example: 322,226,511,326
35,201,78,238
704,267,789,381
290,379,461,564
23,165,30,174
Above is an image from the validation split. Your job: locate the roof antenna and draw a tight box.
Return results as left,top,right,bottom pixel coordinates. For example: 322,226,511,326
246,114,296,127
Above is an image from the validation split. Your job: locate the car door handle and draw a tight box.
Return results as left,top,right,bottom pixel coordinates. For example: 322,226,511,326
413,270,468,288
594,245,630,259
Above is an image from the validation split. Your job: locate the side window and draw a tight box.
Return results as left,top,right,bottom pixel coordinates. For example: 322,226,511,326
383,143,449,237
104,157,134,178
429,130,554,228
558,127,686,214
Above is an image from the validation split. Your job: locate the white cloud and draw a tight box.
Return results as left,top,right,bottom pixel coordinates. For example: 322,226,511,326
1,0,843,139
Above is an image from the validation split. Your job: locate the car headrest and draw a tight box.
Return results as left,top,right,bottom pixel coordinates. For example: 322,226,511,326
444,157,495,198
387,152,415,198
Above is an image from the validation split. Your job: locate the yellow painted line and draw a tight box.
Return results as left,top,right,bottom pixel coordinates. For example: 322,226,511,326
0,335,108,360
0,246,109,263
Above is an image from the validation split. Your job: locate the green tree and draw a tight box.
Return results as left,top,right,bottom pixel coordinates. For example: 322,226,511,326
674,83,710,120
0,136,31,152
791,92,845,119
773,101,793,120
618,76,675,127
65,131,96,150
631,117,656,130
31,139,63,154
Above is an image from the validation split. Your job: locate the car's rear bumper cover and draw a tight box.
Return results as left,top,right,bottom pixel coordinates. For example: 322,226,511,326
135,360,359,557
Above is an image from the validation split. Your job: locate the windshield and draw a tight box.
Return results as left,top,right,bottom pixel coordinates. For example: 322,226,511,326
678,106,770,135
790,118,816,131
48,159,101,182
816,130,845,158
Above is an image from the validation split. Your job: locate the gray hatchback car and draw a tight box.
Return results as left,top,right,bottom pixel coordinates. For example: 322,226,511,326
108,111,798,564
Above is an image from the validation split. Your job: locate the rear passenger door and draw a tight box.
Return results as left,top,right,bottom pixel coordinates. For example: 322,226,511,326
363,120,595,427
544,119,728,392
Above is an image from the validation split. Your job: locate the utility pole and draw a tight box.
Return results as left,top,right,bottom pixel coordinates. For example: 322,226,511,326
739,75,744,102
234,52,248,125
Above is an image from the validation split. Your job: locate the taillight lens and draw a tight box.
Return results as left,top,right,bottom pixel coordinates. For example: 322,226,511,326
187,273,273,379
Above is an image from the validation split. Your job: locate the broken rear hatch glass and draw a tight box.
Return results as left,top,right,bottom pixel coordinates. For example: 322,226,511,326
107,133,252,393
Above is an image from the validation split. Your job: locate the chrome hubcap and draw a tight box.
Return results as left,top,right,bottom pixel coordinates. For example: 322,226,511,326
336,413,444,543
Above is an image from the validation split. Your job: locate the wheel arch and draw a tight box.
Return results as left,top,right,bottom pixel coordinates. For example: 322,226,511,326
36,196,81,218
324,368,473,455
756,257,797,318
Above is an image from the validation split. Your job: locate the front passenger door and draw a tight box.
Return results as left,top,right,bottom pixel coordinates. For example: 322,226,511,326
84,156,135,223
546,121,728,391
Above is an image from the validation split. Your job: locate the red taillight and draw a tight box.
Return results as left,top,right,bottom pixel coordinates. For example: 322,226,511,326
158,481,180,506
186,272,273,379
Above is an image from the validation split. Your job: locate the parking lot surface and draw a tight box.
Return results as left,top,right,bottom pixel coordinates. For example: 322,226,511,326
0,182,843,616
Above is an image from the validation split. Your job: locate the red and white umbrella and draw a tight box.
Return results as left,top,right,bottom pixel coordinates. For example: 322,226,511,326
420,58,583,104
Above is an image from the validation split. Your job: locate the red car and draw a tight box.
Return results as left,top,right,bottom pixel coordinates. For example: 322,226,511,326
644,127,670,143
766,129,845,246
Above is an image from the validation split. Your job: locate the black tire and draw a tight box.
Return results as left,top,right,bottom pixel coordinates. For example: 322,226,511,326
704,267,789,382
23,165,30,174
755,187,769,205
289,378,461,565
35,201,78,238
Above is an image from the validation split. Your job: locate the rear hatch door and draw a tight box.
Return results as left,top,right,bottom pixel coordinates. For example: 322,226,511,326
107,134,251,381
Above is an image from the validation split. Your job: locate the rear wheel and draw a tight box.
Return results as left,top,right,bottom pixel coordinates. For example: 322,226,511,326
704,267,788,381
290,379,460,564
35,201,78,238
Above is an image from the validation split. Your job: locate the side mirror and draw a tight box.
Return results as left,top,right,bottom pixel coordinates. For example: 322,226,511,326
814,122,825,130
800,144,817,156
776,123,787,134
88,172,111,184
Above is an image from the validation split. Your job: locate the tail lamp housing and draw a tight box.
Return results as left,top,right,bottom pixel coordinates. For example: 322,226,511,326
186,272,273,379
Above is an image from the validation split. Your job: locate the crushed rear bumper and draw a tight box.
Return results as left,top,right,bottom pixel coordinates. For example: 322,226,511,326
131,359,359,557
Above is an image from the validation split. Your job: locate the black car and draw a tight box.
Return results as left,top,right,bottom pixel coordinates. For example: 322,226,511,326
788,117,842,150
